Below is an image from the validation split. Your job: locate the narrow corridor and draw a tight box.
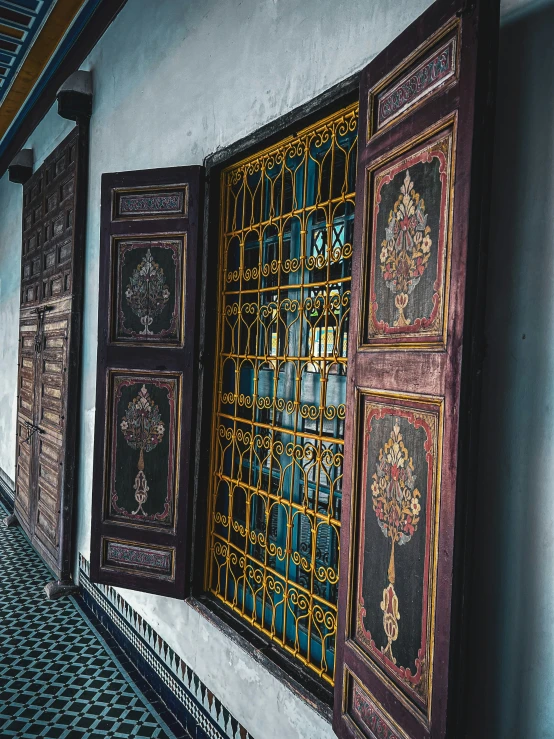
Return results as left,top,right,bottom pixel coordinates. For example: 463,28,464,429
0,502,184,739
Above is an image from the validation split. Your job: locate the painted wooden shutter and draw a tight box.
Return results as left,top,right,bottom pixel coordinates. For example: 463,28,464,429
333,1,498,737
90,166,203,598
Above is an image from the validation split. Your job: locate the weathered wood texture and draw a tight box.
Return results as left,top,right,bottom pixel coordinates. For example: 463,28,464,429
90,166,203,598
14,123,89,581
333,0,498,737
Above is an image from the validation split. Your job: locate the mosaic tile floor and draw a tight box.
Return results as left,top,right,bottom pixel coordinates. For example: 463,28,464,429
0,502,180,739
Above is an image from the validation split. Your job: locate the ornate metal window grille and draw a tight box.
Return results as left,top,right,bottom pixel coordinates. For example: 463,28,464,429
206,103,358,685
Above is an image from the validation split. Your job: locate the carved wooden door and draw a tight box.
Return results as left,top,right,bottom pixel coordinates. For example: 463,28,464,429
333,0,498,737
14,124,88,581
90,166,203,597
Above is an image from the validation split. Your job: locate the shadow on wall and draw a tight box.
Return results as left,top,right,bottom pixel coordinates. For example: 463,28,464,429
467,2,554,737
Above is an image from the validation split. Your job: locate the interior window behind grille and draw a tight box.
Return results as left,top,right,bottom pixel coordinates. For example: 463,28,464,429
207,104,358,685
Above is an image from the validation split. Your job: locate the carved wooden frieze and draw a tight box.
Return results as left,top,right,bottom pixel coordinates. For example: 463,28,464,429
113,185,188,220
346,672,408,739
112,238,186,345
103,539,174,578
365,128,453,347
375,34,457,132
354,393,442,714
106,372,180,528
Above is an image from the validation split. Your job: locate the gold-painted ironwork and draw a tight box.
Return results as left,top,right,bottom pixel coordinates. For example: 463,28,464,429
206,103,359,684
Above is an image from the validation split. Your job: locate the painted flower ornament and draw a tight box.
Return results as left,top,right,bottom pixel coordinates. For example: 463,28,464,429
380,170,432,327
372,418,421,663
120,385,165,515
125,249,170,335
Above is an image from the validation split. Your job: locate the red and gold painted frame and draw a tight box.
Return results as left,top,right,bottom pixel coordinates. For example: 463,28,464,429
365,125,455,348
333,0,499,737
353,391,443,716
363,128,455,346
367,20,461,141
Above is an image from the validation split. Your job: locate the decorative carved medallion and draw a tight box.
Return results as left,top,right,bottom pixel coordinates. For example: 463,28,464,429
108,373,179,527
355,397,440,711
366,129,453,346
113,239,185,345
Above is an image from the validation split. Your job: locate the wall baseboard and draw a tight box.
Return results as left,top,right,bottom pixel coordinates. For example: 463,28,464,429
0,467,14,512
78,555,254,739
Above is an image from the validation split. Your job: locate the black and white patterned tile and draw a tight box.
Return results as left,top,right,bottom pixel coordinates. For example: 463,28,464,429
0,500,178,739
79,556,254,739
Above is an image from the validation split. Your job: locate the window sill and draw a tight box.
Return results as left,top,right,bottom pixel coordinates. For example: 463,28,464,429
187,593,334,725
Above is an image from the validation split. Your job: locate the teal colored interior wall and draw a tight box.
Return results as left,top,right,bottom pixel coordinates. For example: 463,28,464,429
0,175,21,480
467,3,554,736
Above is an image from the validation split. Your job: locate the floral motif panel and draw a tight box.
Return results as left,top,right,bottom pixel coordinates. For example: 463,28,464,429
366,128,453,346
113,239,185,345
106,373,180,528
354,394,441,714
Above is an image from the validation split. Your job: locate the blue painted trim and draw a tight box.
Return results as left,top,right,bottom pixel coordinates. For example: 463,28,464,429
0,0,56,99
0,0,103,161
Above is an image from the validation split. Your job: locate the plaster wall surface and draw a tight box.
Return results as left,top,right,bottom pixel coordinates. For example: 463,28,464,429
467,3,554,737
0,0,548,736
0,174,21,479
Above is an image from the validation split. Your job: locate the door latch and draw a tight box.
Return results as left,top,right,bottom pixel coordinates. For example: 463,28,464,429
32,305,53,354
23,420,44,444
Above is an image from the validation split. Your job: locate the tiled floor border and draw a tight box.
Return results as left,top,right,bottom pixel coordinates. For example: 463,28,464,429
79,555,254,739
0,468,14,511
73,594,180,738
0,497,178,739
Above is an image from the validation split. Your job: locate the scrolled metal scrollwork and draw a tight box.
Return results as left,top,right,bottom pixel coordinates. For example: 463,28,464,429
207,103,358,685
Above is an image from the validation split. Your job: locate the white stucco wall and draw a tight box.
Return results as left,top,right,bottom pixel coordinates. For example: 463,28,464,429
0,0,548,737
0,175,22,480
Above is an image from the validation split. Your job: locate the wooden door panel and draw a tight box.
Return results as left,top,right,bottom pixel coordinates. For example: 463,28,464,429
15,311,38,529
333,1,499,737
351,393,442,713
103,370,181,529
15,419,32,518
91,166,203,597
13,123,88,581
111,236,186,346
363,125,454,349
35,505,58,550
33,306,69,561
